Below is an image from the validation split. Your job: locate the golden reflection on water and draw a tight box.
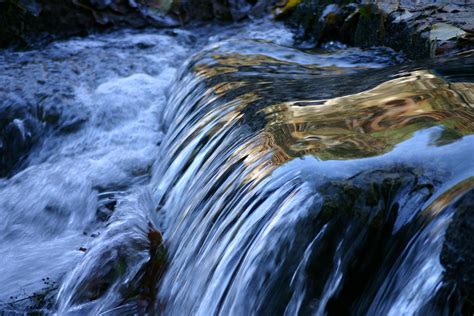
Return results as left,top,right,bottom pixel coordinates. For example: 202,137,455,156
424,177,474,218
262,70,474,163
194,52,354,78
192,50,474,181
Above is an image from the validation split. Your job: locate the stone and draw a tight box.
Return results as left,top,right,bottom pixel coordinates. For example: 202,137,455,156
0,94,42,177
430,22,467,42
285,0,474,59
354,4,387,47
440,189,474,312
0,0,266,48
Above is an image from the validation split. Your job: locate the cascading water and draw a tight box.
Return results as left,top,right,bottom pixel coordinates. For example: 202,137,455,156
149,40,474,315
0,17,473,315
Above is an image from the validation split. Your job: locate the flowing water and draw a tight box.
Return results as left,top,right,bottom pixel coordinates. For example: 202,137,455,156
0,18,473,315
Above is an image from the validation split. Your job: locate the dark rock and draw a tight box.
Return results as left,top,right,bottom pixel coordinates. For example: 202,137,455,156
39,95,89,133
339,3,359,45
229,0,253,20
0,0,273,48
354,4,387,47
440,189,474,313
314,4,343,44
383,11,433,60
286,1,473,59
288,0,357,45
39,96,62,125
181,0,214,20
255,166,437,314
0,94,43,177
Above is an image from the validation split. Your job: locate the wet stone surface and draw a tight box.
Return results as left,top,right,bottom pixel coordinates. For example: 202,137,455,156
285,0,474,60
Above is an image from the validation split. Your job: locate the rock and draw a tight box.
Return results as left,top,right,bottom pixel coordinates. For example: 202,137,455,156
287,0,360,46
440,189,474,312
180,0,273,21
274,0,302,19
228,0,253,21
299,167,437,314
17,0,42,16
0,94,43,177
39,96,89,133
430,22,467,42
314,4,343,44
285,1,474,59
0,0,270,48
354,4,387,47
339,4,359,45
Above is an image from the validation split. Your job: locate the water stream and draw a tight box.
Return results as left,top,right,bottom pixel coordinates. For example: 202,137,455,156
0,18,473,315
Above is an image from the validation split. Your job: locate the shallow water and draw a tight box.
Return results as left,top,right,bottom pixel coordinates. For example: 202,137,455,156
0,18,473,315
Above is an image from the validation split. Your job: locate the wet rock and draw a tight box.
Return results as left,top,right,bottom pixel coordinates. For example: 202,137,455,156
39,95,89,133
59,222,165,314
274,0,302,19
228,0,253,20
339,4,359,45
182,0,267,21
58,109,89,133
285,1,474,59
440,189,474,313
0,0,275,48
314,4,343,44
354,4,387,47
430,22,467,42
287,1,371,47
0,94,43,177
277,167,436,315
383,10,432,60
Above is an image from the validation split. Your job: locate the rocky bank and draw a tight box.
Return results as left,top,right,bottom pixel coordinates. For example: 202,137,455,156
281,0,474,59
0,0,274,48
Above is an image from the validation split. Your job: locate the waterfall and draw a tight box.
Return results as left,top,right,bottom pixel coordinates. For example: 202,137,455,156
150,40,474,314
1,19,472,315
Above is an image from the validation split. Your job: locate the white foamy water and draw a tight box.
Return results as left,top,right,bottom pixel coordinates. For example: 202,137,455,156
0,26,197,311
1,15,465,315
0,19,296,313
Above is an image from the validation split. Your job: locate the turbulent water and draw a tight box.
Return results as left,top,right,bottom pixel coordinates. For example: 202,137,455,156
0,18,473,315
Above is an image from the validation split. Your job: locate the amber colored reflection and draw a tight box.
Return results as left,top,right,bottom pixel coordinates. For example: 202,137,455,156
193,52,354,79
423,177,474,218
190,50,473,181
262,70,474,163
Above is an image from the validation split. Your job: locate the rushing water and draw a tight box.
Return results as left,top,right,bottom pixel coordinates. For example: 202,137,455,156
0,18,473,315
